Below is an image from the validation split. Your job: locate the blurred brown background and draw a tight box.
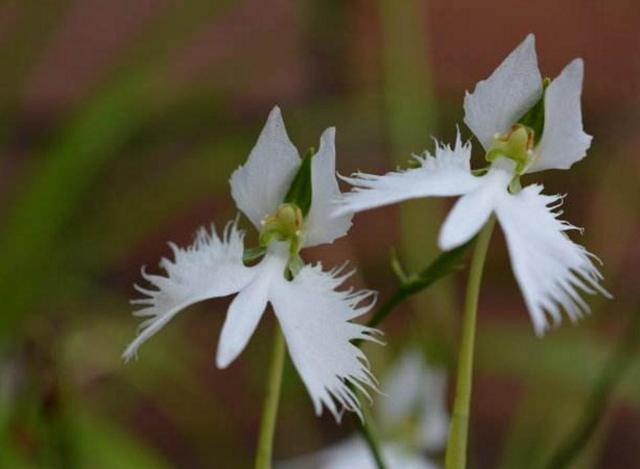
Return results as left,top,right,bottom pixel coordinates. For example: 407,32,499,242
0,0,639,468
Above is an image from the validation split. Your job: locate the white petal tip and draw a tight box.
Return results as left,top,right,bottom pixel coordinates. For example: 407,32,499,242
320,126,336,141
264,105,287,131
317,127,336,156
216,341,243,369
121,349,136,363
215,350,232,369
215,358,230,369
558,59,584,85
437,231,466,252
568,58,584,73
533,326,546,338
437,238,452,252
269,105,282,116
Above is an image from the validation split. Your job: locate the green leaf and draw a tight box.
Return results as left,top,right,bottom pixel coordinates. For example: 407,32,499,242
378,0,456,366
543,309,640,469
74,412,170,469
0,73,153,337
283,148,313,217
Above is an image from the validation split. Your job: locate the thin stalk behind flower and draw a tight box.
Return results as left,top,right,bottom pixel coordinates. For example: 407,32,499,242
350,2,448,461
545,309,640,469
348,239,476,468
378,0,455,364
365,239,474,332
255,325,286,469
446,217,496,469
355,396,388,469
346,228,474,468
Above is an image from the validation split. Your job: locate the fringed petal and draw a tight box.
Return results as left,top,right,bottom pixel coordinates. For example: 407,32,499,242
123,221,254,361
495,185,611,335
336,134,479,216
269,263,381,422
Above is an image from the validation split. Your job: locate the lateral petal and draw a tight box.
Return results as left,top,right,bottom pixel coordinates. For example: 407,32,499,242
464,34,542,149
269,264,381,422
527,59,592,173
304,127,353,247
123,221,254,361
336,135,479,216
230,106,301,229
494,185,610,335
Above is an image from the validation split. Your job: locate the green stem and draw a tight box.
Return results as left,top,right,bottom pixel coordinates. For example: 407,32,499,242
353,397,388,469
349,237,474,466
251,202,473,469
446,217,495,469
545,309,640,469
366,239,474,331
254,325,286,469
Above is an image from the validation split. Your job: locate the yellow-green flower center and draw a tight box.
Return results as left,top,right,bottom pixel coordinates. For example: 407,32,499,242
486,124,535,174
259,203,305,255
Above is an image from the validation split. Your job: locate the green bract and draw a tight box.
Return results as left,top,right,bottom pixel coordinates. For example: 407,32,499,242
518,77,550,145
258,149,315,259
283,148,314,217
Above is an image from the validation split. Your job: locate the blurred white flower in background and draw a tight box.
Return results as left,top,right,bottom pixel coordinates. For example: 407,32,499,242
278,348,448,469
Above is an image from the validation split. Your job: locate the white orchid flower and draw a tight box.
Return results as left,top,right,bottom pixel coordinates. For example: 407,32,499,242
336,34,610,335
379,349,449,454
278,348,448,469
124,106,381,421
279,437,439,469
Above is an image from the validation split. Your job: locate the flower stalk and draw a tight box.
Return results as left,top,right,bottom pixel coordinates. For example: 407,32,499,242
354,396,388,469
446,216,495,469
254,324,286,469
545,308,640,469
349,238,476,466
